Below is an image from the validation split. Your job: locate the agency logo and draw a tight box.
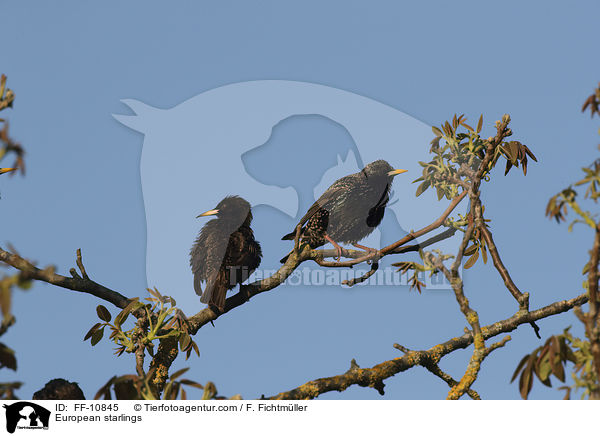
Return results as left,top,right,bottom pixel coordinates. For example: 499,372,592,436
2,402,50,433
114,80,466,309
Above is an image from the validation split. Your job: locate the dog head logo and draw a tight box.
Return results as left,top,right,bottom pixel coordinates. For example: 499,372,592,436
114,80,465,308
3,402,50,433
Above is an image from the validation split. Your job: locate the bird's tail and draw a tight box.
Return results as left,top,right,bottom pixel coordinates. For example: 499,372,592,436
209,284,227,313
193,274,204,297
281,224,306,262
281,230,296,241
279,252,291,264
280,228,298,262
201,270,227,312
199,270,217,304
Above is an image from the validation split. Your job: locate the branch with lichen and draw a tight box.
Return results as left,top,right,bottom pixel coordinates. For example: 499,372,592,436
394,343,481,399
265,292,587,400
423,224,505,400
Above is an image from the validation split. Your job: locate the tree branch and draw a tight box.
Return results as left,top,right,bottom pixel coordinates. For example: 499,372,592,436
446,335,511,400
424,359,481,400
148,336,179,396
342,262,378,286
477,199,541,337
480,225,525,305
265,292,587,400
0,184,468,338
186,196,468,332
427,213,489,399
0,246,130,309
187,245,313,333
0,195,469,398
341,228,458,287
441,117,527,398
394,343,481,400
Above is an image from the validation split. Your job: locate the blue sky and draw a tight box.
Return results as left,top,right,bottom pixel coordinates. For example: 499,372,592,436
0,1,599,400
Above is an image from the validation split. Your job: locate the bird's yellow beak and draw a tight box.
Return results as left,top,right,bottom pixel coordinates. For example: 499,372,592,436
388,169,408,177
0,168,16,175
197,209,219,218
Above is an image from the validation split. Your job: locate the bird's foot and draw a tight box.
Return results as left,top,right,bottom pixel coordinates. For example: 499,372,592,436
352,243,379,256
325,234,345,262
209,303,224,315
239,286,251,303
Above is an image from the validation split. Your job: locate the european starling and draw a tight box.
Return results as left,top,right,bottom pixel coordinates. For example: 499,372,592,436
280,160,406,263
190,196,262,312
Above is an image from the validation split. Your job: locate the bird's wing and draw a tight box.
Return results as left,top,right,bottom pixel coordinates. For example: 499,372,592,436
282,174,361,240
366,183,391,226
231,228,262,275
203,228,261,308
190,241,206,296
190,220,230,303
199,233,230,305
201,268,222,305
297,178,353,227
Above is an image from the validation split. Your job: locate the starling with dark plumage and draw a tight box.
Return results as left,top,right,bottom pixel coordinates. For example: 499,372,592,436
280,160,406,263
190,196,262,312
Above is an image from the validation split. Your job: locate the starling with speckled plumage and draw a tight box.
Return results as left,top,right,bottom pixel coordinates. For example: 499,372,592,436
280,160,406,263
190,196,262,312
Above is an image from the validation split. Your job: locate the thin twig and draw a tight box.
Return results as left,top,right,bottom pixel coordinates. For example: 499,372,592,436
479,226,524,304
342,262,378,286
422,360,481,400
393,228,457,254
381,190,468,254
0,246,130,309
478,211,541,337
394,342,480,399
446,335,511,400
293,224,302,255
76,248,89,280
342,228,458,287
